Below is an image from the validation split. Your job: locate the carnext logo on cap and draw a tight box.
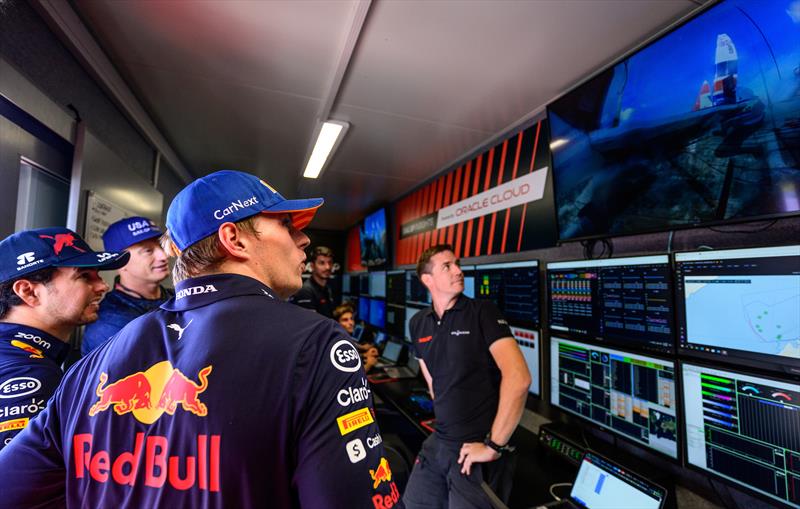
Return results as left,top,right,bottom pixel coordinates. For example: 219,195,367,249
213,196,259,220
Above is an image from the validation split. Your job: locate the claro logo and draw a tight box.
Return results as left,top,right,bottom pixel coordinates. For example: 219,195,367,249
0,377,42,399
330,340,362,373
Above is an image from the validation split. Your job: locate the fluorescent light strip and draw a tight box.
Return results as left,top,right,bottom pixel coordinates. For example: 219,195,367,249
303,120,349,179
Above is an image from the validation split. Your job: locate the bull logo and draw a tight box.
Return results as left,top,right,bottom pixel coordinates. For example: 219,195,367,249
88,361,212,424
39,233,85,255
157,366,212,416
370,457,393,489
89,372,152,416
10,340,43,359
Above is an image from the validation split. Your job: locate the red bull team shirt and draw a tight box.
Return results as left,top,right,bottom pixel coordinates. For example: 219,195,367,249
0,274,403,509
0,323,68,451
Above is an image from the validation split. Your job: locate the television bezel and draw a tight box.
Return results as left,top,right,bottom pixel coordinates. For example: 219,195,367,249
546,0,800,243
545,254,676,355
549,336,683,462
359,207,390,268
672,244,800,377
680,360,800,508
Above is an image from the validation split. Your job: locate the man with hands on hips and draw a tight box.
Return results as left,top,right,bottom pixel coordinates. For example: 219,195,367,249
403,244,531,509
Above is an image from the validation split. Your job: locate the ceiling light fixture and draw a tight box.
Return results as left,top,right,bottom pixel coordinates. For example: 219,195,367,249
549,138,568,150
303,120,350,179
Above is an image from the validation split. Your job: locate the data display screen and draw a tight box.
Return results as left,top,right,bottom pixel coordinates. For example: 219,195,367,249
386,304,405,339
342,274,351,295
369,299,386,329
512,326,540,396
675,245,800,374
474,260,539,327
406,271,431,306
386,271,406,306
405,306,423,341
359,273,370,296
358,297,370,324
548,255,674,354
369,271,386,298
683,364,800,507
550,337,678,458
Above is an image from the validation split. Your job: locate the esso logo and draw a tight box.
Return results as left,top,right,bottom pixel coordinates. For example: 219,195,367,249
0,377,42,399
330,340,362,373
14,332,50,349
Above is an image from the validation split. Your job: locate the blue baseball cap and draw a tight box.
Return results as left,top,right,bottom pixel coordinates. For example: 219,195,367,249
166,170,323,251
103,216,163,252
0,227,130,284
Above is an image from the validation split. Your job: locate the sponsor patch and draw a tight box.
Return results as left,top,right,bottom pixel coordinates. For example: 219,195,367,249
337,407,374,435
345,438,367,463
369,457,392,489
0,377,42,399
417,336,432,343
450,330,470,336
0,417,28,433
10,340,43,359
330,340,362,372
337,378,371,407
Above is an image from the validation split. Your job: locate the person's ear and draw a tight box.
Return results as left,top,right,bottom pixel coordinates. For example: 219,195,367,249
217,223,252,261
420,272,433,288
12,279,41,307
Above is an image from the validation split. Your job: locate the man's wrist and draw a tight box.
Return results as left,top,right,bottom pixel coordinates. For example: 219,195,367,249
483,435,515,455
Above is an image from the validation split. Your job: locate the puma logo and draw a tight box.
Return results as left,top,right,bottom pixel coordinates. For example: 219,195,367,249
167,319,193,340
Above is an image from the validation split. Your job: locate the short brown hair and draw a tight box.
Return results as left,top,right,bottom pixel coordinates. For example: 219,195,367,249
310,246,333,263
416,244,455,278
0,267,58,319
333,303,355,322
161,216,259,283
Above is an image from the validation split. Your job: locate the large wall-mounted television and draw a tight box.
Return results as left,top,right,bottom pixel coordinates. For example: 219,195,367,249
360,208,388,267
674,244,800,375
548,0,800,241
682,363,800,507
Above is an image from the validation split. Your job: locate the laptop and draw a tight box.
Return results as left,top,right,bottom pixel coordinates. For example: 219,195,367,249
537,452,666,509
384,355,420,379
374,340,403,368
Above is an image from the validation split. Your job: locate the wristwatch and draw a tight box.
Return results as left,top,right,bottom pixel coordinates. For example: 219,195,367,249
484,435,515,455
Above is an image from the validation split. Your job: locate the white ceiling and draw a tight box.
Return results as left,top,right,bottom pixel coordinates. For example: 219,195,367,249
70,0,704,230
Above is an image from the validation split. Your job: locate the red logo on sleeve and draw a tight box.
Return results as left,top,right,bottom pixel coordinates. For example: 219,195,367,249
417,336,432,344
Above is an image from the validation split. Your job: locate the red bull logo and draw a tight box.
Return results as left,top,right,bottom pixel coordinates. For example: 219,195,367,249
73,432,220,492
372,482,400,509
88,361,212,424
10,340,43,359
39,233,85,255
369,456,392,489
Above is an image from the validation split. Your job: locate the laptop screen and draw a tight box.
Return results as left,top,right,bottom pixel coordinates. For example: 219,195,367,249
570,453,665,509
382,341,403,363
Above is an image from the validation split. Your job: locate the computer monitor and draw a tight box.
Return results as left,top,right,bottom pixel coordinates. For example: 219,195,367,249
511,326,540,396
373,331,389,350
386,270,406,306
381,340,404,364
474,260,539,328
675,245,800,375
358,297,370,324
570,452,667,509
461,265,475,299
547,255,674,354
406,271,431,306
359,273,370,296
352,323,364,341
682,363,800,508
369,299,386,329
341,274,351,295
550,337,678,459
386,304,405,339
405,306,423,340
369,271,387,298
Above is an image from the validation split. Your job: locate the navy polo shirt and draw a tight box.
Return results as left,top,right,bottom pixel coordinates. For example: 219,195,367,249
0,323,69,451
0,274,403,509
410,295,513,443
82,286,173,356
291,277,335,318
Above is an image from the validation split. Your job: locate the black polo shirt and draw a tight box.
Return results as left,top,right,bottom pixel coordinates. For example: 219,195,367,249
291,277,335,318
409,295,513,443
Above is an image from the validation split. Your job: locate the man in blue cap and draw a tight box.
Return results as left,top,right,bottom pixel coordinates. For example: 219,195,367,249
0,170,403,509
0,227,129,451
82,217,172,355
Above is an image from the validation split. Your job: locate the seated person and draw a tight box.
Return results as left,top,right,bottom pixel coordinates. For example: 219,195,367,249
334,304,378,372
